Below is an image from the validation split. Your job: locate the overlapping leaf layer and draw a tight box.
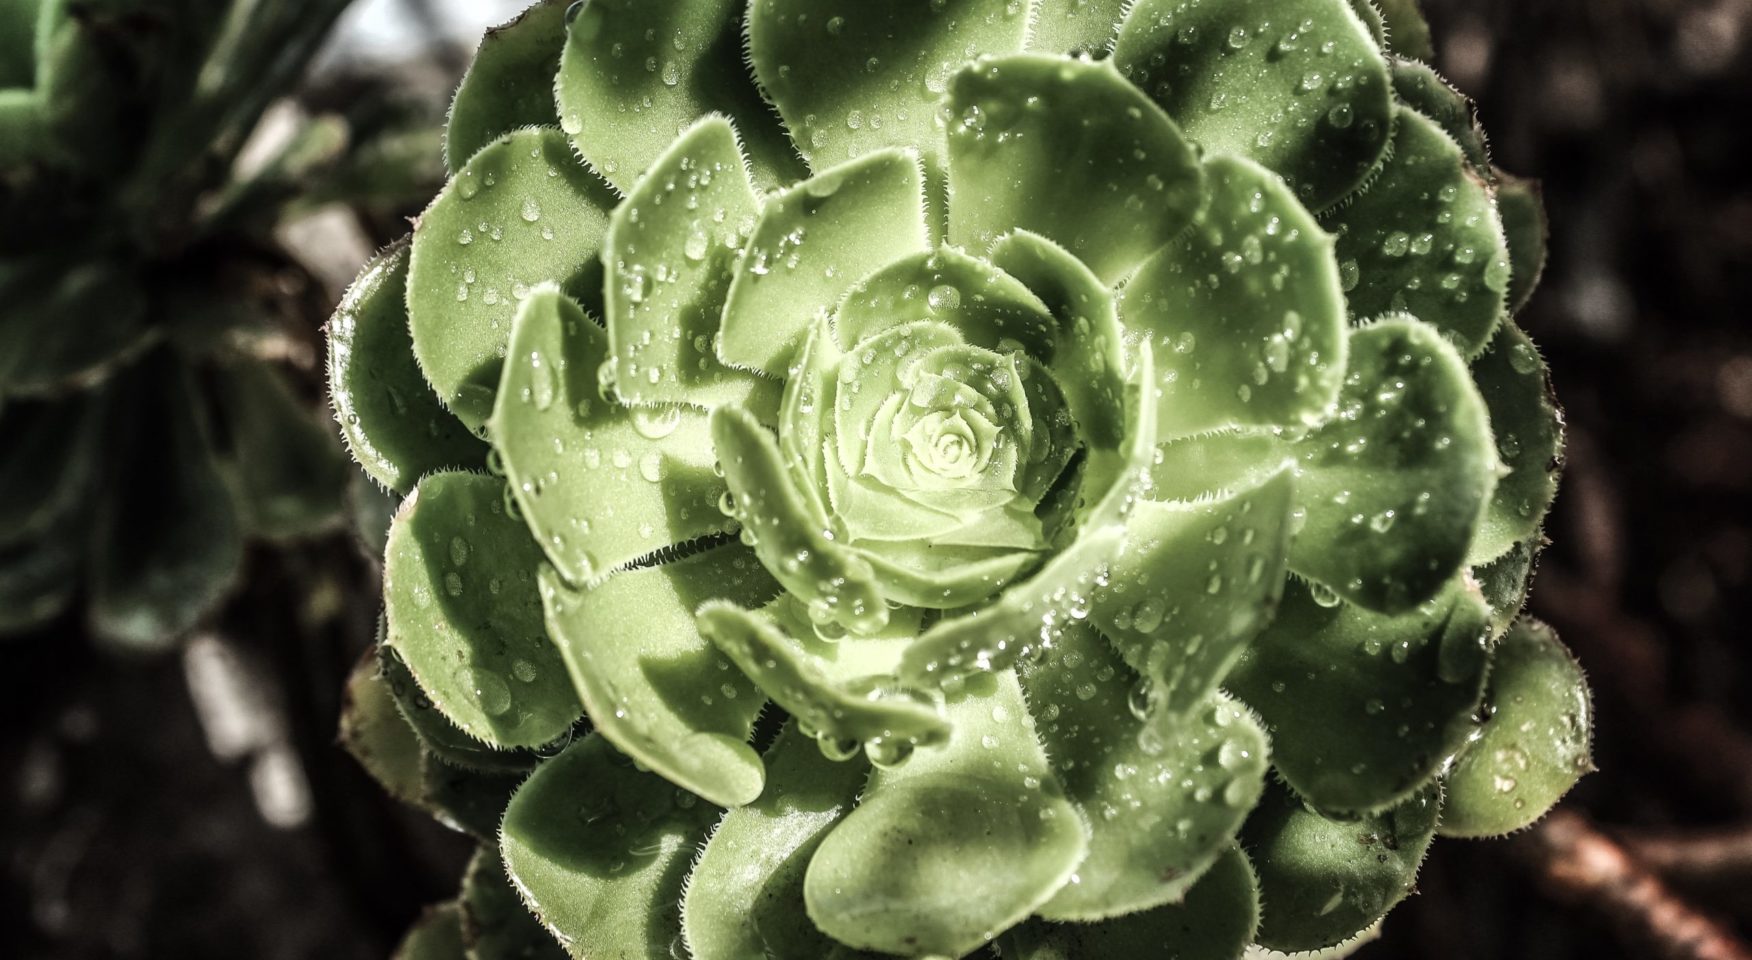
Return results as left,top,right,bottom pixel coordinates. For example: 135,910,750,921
340,1,1591,957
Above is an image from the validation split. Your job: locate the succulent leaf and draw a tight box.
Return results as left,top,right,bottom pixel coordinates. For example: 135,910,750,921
1027,0,1131,56
213,359,351,540
803,671,1090,958
1115,0,1395,212
1229,576,1490,813
1495,171,1550,315
329,241,490,495
683,721,872,960
945,53,1205,284
494,286,735,585
1467,321,1563,565
539,542,776,808
1244,780,1440,952
1284,316,1498,613
1373,0,1436,62
393,904,469,960
501,734,718,957
557,0,804,193
1022,623,1269,919
0,395,98,550
446,1,569,172
408,128,617,430
1120,153,1348,440
384,471,582,749
1002,845,1262,959
459,846,568,960
1326,106,1510,357
1440,618,1594,838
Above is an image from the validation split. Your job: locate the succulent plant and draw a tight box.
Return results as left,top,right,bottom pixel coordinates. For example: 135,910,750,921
336,0,1592,957
0,0,420,649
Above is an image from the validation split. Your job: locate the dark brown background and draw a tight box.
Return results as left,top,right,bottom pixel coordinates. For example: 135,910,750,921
3,0,1750,956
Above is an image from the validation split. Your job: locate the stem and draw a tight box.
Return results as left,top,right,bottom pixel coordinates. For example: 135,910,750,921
1515,809,1752,960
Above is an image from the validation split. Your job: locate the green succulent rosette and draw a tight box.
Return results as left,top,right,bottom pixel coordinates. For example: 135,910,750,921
335,0,1591,956
0,0,415,649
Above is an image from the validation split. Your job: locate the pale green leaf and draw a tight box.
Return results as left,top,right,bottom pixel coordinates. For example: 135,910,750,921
1244,781,1439,953
1120,153,1348,439
1496,170,1549,315
1094,467,1296,715
501,734,718,959
1115,0,1394,211
1027,0,1130,56
804,671,1089,958
1001,846,1261,960
1228,577,1489,813
1440,618,1593,838
383,471,581,749
1389,58,1488,171
407,128,616,430
445,0,567,172
328,240,488,495
605,115,779,412
719,148,930,376
945,53,1205,283
1287,316,1497,613
1327,106,1509,357
1022,623,1269,920
1467,322,1562,565
683,722,871,960
493,286,735,585
557,0,804,192
539,542,777,807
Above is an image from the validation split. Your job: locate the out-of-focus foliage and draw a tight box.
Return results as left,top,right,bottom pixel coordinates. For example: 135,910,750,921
0,0,441,650
334,0,1590,956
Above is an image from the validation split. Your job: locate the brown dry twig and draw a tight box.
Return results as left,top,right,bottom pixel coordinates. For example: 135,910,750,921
1516,809,1752,960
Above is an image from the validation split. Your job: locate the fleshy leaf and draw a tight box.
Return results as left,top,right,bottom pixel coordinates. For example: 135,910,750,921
1001,846,1261,960
985,229,1128,449
605,116,777,412
945,53,1205,284
212,359,350,540
407,127,616,430
0,256,149,396
1094,467,1296,714
1475,537,1538,640
459,846,568,960
1228,577,1490,813
831,247,1058,360
1375,0,1435,61
89,357,242,651
1327,106,1510,357
1467,322,1562,565
1027,0,1130,55
697,602,949,748
1022,623,1269,919
556,0,804,192
394,904,468,960
445,0,567,171
1244,781,1440,953
804,671,1089,958
1121,153,1348,439
0,395,97,550
719,149,929,376
380,647,537,775
328,240,488,495
383,471,581,749
1389,59,1488,171
1496,170,1549,315
1440,618,1593,838
493,286,734,585
1287,316,1497,613
1115,0,1394,211
713,405,889,635
897,346,1157,686
539,542,776,807
746,0,1030,169
500,734,718,957
0,512,81,634
683,723,871,960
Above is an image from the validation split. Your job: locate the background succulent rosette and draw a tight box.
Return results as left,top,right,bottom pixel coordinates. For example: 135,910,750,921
332,1,1594,957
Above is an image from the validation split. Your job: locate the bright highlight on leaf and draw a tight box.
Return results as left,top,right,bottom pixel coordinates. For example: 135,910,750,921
326,0,1582,955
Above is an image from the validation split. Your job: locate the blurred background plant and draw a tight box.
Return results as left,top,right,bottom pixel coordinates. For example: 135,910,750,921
2,0,1750,958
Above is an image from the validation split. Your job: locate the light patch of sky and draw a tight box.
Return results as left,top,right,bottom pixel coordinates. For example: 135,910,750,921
318,0,533,67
